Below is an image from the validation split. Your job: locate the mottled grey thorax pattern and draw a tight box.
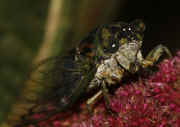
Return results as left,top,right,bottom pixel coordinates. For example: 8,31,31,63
87,40,143,91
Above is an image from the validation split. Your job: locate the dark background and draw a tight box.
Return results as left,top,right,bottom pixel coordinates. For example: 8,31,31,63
119,0,180,55
0,0,179,124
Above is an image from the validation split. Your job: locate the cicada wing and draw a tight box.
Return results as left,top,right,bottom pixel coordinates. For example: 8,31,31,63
27,55,80,103
16,54,96,126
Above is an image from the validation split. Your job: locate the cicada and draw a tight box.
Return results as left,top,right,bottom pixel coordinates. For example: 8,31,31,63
14,20,172,126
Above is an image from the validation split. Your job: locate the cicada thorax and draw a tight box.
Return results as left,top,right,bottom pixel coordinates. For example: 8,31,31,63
82,20,146,88
76,28,99,63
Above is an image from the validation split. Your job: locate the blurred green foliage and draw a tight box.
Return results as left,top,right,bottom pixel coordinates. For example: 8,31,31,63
0,0,49,123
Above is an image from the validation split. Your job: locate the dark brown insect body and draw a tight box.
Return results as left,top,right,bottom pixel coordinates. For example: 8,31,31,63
14,20,171,127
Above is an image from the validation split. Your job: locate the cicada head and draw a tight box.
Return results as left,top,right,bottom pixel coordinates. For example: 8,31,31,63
95,20,146,73
96,20,145,58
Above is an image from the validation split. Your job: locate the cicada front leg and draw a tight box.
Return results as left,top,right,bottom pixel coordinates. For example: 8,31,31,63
86,90,103,113
101,80,111,110
86,80,114,114
142,44,172,68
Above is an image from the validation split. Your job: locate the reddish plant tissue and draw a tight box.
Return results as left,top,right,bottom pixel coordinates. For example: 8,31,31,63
28,52,180,127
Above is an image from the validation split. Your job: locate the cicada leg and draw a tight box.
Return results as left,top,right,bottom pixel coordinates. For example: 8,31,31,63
86,80,114,114
86,90,103,113
142,44,172,68
101,81,117,116
101,80,111,110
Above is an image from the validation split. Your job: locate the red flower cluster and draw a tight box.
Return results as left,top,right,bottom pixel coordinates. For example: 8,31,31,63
27,52,180,127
